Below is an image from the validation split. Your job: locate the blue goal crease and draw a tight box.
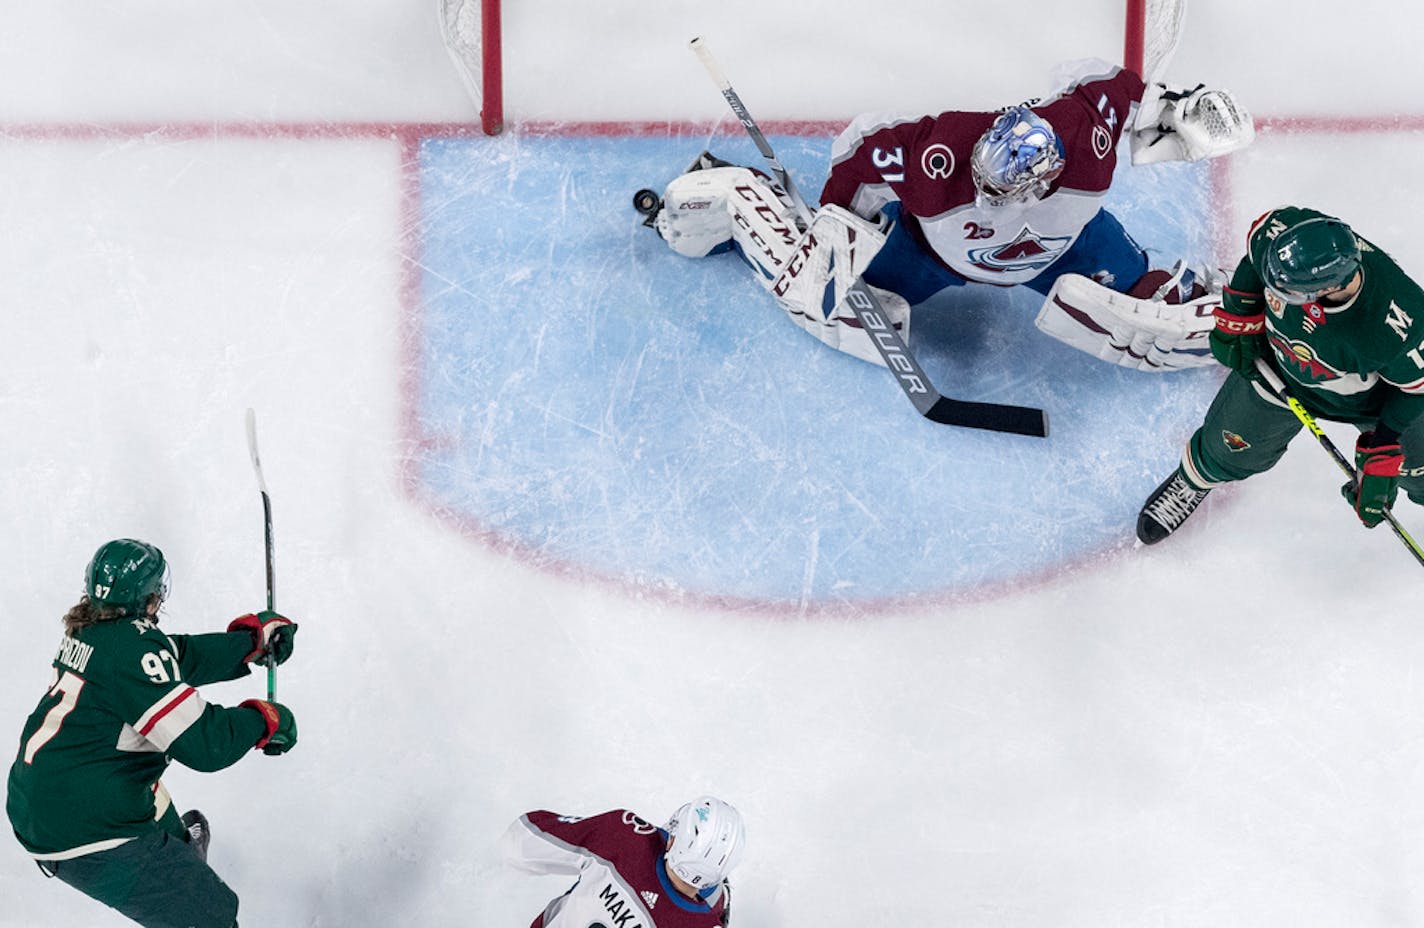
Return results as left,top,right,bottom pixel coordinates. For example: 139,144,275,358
408,132,1220,605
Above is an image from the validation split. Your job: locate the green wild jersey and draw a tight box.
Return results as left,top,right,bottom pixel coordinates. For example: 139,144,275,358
1226,205,1424,435
6,617,264,859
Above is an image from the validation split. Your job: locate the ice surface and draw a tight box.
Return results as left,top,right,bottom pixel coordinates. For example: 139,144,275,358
413,134,1221,605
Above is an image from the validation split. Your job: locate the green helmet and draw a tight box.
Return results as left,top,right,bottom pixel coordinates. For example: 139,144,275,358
1263,217,1361,301
85,539,169,614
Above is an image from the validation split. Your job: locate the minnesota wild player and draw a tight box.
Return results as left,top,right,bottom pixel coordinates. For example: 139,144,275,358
6,539,298,927
1137,206,1424,543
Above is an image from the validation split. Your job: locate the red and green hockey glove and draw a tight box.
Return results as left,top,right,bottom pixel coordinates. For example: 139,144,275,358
240,699,298,755
228,610,298,666
1209,288,1267,377
1340,431,1403,528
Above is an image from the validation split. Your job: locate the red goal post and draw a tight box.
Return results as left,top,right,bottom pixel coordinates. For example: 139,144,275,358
440,0,503,135
1125,0,1186,83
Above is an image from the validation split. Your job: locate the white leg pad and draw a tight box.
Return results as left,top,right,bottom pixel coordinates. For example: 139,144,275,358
1035,272,1218,371
655,166,786,258
764,205,908,367
657,169,909,367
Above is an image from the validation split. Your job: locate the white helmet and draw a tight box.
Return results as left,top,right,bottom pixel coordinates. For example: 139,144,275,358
665,796,745,896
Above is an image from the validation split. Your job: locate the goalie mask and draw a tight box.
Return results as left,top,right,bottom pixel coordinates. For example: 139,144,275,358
1263,217,1361,304
664,796,745,898
85,538,170,615
971,106,1066,206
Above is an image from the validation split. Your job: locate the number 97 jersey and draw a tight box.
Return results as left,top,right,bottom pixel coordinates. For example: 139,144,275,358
6,617,262,860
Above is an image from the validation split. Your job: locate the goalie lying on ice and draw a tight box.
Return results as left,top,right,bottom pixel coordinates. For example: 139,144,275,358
638,59,1253,373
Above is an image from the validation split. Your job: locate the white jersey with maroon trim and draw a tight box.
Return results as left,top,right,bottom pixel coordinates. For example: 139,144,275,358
503,809,728,928
820,61,1146,286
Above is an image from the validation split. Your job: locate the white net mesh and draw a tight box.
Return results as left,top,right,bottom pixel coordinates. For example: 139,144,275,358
439,0,485,110
1142,0,1186,83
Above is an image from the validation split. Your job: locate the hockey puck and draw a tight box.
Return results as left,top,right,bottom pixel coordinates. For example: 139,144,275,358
631,189,662,217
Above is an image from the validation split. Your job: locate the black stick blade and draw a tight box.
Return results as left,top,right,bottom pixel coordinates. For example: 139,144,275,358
924,397,1050,437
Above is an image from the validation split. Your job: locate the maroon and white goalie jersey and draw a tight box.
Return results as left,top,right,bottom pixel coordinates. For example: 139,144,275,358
819,61,1146,286
503,809,729,928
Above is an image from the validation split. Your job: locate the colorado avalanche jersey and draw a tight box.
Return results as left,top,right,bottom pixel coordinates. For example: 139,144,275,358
503,809,728,928
819,61,1145,286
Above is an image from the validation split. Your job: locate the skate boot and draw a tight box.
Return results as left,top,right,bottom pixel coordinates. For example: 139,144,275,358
181,810,211,862
1137,467,1211,544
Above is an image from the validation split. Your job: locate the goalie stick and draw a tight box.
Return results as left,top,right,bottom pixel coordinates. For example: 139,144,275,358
1254,358,1424,569
688,37,1049,438
244,408,281,699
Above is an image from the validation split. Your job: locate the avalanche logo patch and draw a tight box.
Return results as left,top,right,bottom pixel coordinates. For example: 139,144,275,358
1091,125,1112,159
920,143,955,179
967,227,1072,274
1222,430,1251,452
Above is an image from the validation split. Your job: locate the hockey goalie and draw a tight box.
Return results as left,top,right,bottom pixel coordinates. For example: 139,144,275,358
636,58,1253,373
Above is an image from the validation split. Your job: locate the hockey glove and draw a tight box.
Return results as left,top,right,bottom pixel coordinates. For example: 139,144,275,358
240,699,297,755
1340,431,1403,528
1208,291,1267,377
228,610,298,666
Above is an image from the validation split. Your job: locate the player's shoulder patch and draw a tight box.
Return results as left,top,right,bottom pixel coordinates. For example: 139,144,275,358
618,809,660,836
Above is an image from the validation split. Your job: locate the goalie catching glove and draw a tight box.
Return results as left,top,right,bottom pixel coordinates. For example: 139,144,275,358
1131,82,1255,165
648,154,911,367
228,610,298,666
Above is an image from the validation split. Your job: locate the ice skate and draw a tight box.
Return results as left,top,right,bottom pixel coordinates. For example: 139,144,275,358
1137,468,1210,544
181,810,211,862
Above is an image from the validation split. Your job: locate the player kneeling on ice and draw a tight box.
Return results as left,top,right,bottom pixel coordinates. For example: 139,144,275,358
636,60,1252,372
6,539,298,928
1136,207,1424,544
503,795,744,928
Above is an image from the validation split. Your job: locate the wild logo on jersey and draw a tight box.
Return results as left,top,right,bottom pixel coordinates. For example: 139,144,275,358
1222,430,1251,452
1268,332,1343,384
967,227,1072,274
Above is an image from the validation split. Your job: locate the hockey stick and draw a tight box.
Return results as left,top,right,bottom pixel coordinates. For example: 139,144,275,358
1253,358,1424,568
687,37,1049,438
244,408,280,699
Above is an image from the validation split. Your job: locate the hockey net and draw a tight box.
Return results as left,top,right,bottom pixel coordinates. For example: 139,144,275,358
441,0,1171,137
1124,0,1187,83
440,0,503,135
